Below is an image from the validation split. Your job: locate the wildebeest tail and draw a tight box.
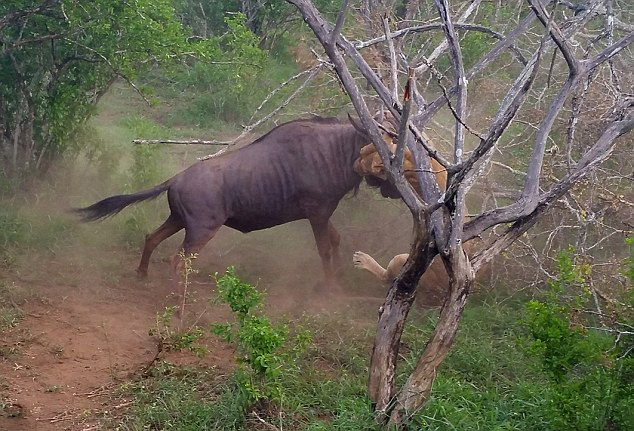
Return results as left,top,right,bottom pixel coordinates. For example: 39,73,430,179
73,180,171,222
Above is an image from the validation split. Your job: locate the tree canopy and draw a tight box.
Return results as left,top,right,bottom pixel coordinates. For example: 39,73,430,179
0,0,262,175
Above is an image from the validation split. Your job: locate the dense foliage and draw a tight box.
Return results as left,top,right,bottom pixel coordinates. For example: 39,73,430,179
0,0,263,176
524,248,634,430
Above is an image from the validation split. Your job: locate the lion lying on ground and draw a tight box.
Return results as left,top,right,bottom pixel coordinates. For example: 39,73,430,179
353,250,448,306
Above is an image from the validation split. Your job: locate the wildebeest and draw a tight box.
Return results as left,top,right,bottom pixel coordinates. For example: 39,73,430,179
75,116,374,288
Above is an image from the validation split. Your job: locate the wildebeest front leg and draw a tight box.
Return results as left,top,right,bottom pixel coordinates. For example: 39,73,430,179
137,215,184,277
309,217,339,290
327,222,342,274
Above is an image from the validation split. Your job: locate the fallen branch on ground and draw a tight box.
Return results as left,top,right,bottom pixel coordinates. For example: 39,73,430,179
132,139,230,146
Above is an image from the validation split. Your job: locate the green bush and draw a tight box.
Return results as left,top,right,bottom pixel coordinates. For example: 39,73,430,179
153,13,271,127
523,246,634,430
1,0,213,175
212,267,310,406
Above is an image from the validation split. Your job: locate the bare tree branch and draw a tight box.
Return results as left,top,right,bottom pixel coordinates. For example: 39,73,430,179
355,23,527,65
586,29,634,69
248,62,326,123
528,0,580,74
473,110,634,271
434,0,467,165
433,0,468,257
330,0,349,46
337,33,455,170
444,37,546,217
415,4,545,127
200,64,324,159
393,71,413,171
559,0,634,32
414,0,483,75
382,15,399,101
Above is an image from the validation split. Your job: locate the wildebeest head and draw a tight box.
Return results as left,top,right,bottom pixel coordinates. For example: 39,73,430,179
349,112,446,198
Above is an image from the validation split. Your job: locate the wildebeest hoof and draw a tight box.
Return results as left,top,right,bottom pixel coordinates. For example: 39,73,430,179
314,279,343,295
136,268,148,279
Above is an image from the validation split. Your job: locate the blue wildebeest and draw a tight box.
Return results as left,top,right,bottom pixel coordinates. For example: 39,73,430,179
75,116,379,288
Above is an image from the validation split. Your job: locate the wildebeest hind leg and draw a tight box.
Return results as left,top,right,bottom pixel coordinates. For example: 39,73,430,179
137,215,184,277
169,225,221,320
171,225,221,281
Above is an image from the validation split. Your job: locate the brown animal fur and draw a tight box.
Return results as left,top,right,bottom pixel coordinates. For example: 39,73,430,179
351,119,450,305
353,251,448,306
352,141,447,195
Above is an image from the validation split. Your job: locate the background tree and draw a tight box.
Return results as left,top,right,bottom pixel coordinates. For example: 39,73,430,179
287,0,633,427
0,0,259,177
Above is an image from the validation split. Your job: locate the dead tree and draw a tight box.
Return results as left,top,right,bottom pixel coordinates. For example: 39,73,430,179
287,0,634,427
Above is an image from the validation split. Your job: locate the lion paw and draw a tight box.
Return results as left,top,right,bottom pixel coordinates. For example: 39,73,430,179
353,251,371,269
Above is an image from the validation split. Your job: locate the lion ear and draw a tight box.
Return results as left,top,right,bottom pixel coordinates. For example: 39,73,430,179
347,113,368,137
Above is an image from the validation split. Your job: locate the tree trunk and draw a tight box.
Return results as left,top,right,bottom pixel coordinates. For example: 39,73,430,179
368,215,438,415
11,98,26,170
23,105,35,170
285,0,634,427
389,248,474,427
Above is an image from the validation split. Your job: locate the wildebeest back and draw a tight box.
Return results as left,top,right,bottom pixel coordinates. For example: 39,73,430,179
165,118,367,233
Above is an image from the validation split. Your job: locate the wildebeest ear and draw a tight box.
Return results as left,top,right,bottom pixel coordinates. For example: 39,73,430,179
373,107,385,123
347,113,368,137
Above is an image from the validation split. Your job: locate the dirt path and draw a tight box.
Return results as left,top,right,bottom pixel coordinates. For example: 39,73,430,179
0,266,235,431
0,209,394,431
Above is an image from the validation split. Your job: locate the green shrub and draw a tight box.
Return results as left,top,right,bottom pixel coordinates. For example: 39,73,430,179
113,247,633,430
0,210,27,251
523,246,633,430
1,0,213,175
212,267,310,406
149,305,207,357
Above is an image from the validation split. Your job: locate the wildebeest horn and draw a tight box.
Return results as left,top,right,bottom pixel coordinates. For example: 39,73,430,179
347,113,368,137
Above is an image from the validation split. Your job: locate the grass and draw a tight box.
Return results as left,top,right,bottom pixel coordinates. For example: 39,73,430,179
0,307,22,330
106,363,242,430
103,284,632,431
0,282,29,329
103,295,569,431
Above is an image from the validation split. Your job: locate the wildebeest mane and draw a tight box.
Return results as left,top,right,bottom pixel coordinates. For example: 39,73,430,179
248,116,346,146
